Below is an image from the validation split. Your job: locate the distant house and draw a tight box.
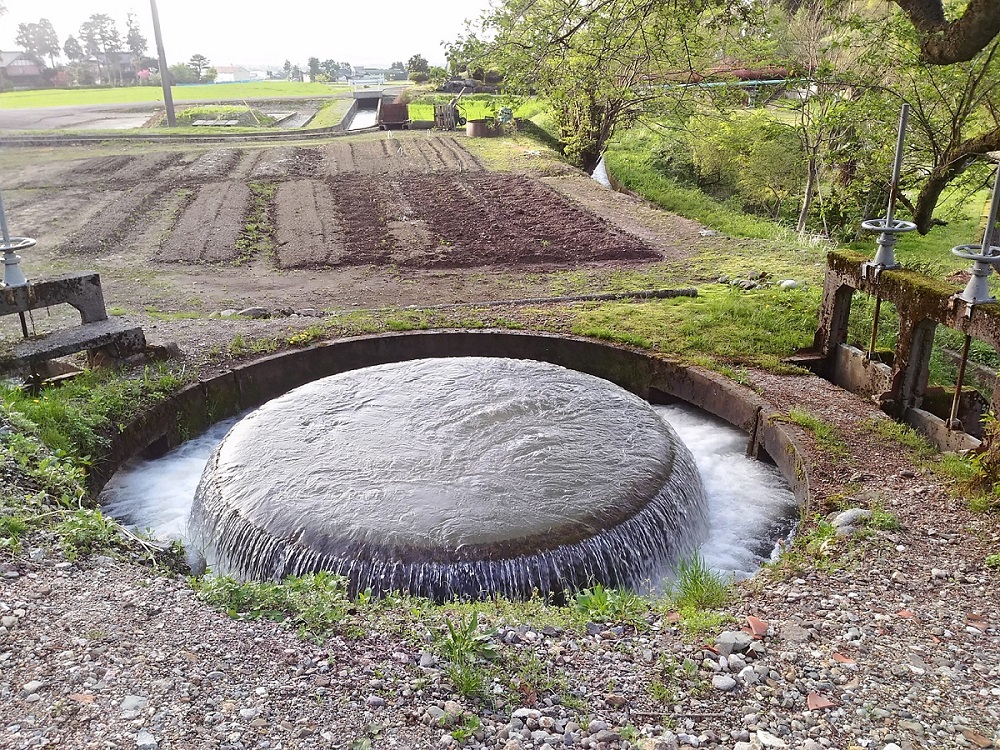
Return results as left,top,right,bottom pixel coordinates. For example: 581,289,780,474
215,66,253,83
0,51,46,89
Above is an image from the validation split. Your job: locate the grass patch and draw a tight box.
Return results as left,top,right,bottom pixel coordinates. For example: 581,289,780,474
862,417,937,461
193,572,355,640
55,508,118,560
784,409,849,458
1,365,187,464
227,333,279,357
568,286,819,369
573,584,648,626
306,98,354,129
0,82,347,109
175,105,276,127
866,505,902,531
668,555,731,610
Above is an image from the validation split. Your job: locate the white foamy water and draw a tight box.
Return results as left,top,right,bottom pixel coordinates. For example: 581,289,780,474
652,404,797,581
102,398,797,584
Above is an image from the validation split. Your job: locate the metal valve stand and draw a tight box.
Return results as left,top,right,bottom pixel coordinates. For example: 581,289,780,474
0,190,32,337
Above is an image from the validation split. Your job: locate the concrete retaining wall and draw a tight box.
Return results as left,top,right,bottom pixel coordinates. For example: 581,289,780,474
93,331,811,513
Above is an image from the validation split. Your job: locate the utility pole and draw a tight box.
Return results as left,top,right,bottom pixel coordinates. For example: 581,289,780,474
150,0,176,127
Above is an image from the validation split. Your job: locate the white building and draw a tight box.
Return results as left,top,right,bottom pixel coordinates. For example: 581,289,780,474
215,66,253,83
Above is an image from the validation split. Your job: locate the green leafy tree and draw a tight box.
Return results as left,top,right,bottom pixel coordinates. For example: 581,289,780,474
126,13,147,57
282,59,292,78
798,2,1000,234
80,14,123,84
188,53,210,81
307,56,320,79
168,61,196,84
63,35,83,62
406,53,429,74
443,32,486,77
480,0,718,172
15,19,61,67
15,23,41,62
33,19,61,67
319,59,339,79
887,0,1000,64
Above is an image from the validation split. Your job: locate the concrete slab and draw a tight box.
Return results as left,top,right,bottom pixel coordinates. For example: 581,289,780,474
0,317,146,373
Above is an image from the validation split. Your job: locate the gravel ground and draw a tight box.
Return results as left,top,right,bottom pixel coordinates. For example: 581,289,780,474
2,353,998,750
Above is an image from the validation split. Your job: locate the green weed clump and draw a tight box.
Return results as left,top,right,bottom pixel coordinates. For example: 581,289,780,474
573,583,647,625
434,611,499,702
235,182,276,265
193,572,354,639
175,106,276,127
668,555,730,610
1,366,186,466
603,136,788,240
55,509,118,560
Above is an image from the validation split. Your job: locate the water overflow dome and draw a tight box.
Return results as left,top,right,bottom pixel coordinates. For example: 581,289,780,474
189,357,709,599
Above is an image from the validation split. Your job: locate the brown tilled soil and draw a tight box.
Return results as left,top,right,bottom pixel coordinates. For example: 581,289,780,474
0,130,709,342
158,182,251,263
61,183,165,255
274,179,348,268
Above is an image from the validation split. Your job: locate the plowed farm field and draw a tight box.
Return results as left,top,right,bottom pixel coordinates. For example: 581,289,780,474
0,131,706,319
4,133,656,269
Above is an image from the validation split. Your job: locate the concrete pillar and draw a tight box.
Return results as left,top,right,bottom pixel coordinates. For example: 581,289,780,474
813,273,854,357
894,318,937,411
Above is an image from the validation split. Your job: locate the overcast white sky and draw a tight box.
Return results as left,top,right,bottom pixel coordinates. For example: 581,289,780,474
0,0,492,69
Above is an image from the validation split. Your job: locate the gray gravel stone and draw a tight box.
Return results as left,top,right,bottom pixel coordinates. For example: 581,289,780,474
715,631,753,656
832,508,872,528
712,675,738,691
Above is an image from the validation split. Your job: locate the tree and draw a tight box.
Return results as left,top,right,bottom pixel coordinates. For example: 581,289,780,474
483,0,1000,67
15,23,41,62
168,62,196,84
883,33,1000,232
443,32,486,77
126,13,147,58
282,59,292,78
406,54,429,74
889,0,1000,64
188,53,210,82
80,14,123,85
480,0,716,173
319,59,340,79
63,35,83,62
307,56,320,80
15,20,60,67
390,61,404,71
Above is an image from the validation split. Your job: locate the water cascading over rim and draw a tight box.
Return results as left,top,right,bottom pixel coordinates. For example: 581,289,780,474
188,357,709,599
